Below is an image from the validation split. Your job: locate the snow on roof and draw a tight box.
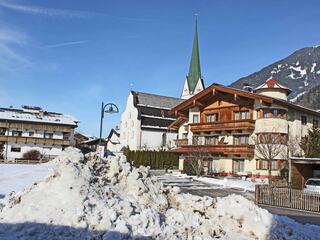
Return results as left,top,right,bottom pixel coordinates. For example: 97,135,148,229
254,79,292,94
0,107,78,126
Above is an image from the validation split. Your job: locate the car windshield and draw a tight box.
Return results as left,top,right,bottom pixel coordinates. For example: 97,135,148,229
306,180,320,186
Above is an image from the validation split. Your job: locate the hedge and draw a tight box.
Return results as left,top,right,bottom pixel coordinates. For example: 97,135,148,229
124,148,179,170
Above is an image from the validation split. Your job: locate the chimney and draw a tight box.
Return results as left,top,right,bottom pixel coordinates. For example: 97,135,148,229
242,83,253,92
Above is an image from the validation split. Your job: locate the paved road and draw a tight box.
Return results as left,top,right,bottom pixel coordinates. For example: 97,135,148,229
155,174,254,200
155,174,320,226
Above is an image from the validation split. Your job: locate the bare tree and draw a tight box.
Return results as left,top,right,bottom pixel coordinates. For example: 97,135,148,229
186,143,209,177
251,133,287,184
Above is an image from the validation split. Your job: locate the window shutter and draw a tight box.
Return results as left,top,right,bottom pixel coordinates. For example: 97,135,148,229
256,159,261,170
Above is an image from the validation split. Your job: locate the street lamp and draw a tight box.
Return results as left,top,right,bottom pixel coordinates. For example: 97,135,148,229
99,102,119,145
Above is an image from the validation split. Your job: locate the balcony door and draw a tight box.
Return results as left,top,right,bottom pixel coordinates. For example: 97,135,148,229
233,159,244,174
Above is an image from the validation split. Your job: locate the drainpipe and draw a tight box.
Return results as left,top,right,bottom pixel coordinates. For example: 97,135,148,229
288,124,292,187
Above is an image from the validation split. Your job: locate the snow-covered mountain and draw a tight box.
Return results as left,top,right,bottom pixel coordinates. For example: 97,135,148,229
295,84,320,110
230,46,320,101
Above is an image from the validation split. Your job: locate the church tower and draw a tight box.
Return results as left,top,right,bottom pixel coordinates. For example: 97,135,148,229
181,16,205,99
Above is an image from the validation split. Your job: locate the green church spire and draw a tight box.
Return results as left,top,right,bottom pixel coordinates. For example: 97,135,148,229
187,16,202,93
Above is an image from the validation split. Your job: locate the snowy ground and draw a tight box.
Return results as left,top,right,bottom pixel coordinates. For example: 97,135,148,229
156,173,266,192
0,163,54,198
0,149,319,239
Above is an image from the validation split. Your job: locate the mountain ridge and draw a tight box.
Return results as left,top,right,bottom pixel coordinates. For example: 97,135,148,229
230,46,320,102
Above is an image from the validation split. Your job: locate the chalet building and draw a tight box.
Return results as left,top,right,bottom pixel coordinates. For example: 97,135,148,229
169,78,320,178
119,17,204,150
0,106,78,161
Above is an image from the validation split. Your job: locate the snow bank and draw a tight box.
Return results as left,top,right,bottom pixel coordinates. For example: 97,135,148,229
0,148,319,239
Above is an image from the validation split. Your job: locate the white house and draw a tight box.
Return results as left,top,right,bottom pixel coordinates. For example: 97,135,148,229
119,91,183,150
0,105,78,161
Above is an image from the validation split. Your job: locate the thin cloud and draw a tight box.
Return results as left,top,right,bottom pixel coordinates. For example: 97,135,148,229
0,27,29,69
0,0,154,21
0,0,93,18
45,40,88,48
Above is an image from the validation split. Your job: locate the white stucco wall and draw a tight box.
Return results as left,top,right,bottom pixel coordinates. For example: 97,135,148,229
4,143,63,161
140,130,177,150
119,92,141,150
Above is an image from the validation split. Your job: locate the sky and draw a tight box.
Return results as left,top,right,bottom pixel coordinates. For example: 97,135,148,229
0,0,320,137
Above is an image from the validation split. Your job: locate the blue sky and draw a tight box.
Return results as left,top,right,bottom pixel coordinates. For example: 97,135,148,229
0,0,319,136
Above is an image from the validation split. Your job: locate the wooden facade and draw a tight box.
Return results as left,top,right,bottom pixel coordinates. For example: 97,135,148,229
0,122,73,133
0,136,70,146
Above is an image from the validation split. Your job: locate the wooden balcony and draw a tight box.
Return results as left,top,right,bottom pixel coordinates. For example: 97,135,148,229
190,120,255,133
0,136,70,145
170,144,254,157
175,139,189,147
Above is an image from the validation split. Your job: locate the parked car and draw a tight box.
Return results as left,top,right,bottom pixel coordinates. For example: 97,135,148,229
304,178,320,193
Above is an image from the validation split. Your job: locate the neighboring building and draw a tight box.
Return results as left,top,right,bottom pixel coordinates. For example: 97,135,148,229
0,106,78,161
169,78,320,178
106,128,121,153
119,17,205,150
120,91,183,150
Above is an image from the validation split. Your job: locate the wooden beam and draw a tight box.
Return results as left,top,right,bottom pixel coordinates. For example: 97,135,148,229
234,93,237,102
193,100,205,108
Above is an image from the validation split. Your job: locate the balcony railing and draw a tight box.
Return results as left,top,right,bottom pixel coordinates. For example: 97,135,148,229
190,120,255,132
171,143,254,157
175,138,188,147
0,136,70,145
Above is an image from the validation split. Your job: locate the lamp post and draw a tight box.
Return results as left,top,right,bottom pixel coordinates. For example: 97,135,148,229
99,102,119,145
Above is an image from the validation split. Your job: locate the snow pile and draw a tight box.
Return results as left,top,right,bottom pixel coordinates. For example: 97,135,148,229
0,148,319,239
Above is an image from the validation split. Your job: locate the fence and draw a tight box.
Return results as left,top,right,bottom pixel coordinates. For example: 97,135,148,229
255,185,320,213
0,159,49,164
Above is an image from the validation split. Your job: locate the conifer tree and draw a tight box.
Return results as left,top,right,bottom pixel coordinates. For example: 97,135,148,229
300,127,320,158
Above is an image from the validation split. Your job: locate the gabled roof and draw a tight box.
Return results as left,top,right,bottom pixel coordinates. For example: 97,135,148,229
132,91,183,109
169,83,320,117
255,79,292,94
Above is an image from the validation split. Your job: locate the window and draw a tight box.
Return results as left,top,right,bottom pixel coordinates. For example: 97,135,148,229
271,161,278,170
263,109,271,118
261,109,286,119
193,115,199,123
301,115,307,125
241,111,250,120
28,132,34,137
44,132,53,139
234,112,240,120
0,128,6,136
11,146,21,152
257,159,280,170
234,111,250,120
182,133,188,139
206,113,218,122
234,135,249,145
278,110,286,119
313,119,319,128
162,133,166,146
63,133,70,140
204,136,218,145
12,130,22,137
